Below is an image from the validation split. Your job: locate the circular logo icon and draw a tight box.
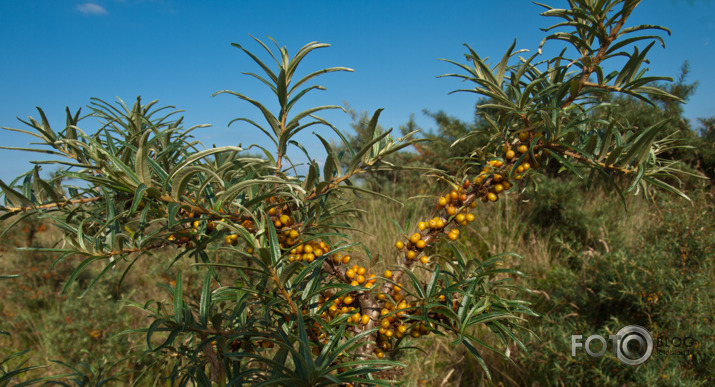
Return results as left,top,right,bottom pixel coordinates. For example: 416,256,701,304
616,325,653,365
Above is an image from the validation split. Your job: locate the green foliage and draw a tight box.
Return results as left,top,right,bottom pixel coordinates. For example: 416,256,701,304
438,0,698,201
516,182,715,386
0,1,703,385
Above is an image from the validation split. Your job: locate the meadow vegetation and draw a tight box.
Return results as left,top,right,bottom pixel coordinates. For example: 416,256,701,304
1,0,714,385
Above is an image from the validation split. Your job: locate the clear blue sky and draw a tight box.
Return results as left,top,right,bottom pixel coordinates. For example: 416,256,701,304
1,0,713,183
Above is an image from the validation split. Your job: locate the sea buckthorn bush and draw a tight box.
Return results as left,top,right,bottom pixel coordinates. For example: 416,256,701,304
0,1,699,385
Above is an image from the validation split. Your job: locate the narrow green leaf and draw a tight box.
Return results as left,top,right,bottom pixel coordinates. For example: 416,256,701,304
135,130,152,185
174,270,183,324
199,270,211,326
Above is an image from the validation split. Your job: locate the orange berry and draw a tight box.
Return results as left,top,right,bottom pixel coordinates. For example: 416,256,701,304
488,192,498,202
384,270,393,279
518,132,529,141
395,241,405,249
438,197,448,207
420,255,431,264
494,183,504,193
356,275,366,284
466,213,475,222
506,150,515,159
344,296,354,305
361,314,371,325
341,255,351,264
357,267,366,275
346,269,356,279
494,160,504,168
447,231,458,241
409,233,421,244
416,240,426,249
518,145,528,153
418,222,427,231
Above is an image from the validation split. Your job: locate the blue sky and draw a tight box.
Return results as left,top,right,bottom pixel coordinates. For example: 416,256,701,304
1,0,713,183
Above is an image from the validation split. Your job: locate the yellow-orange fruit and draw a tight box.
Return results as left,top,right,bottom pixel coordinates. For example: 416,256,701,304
488,192,498,202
